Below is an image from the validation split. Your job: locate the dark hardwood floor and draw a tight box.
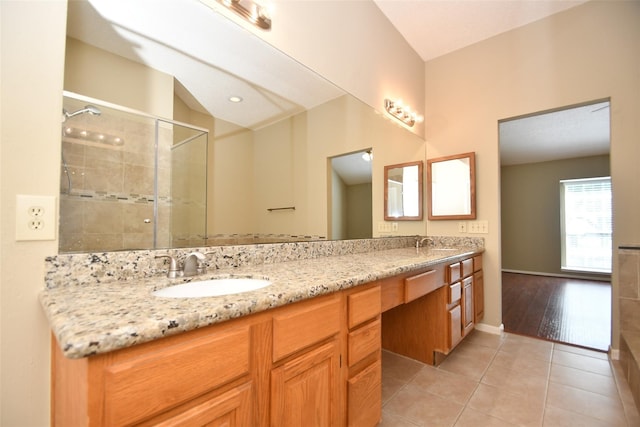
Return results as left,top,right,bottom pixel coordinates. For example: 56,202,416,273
502,272,611,352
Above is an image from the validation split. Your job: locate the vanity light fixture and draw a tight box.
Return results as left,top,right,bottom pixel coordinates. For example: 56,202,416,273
362,150,373,162
212,0,272,30
384,99,423,128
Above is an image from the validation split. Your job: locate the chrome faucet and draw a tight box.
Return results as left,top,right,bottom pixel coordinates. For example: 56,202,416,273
415,236,429,249
183,252,206,277
155,252,207,278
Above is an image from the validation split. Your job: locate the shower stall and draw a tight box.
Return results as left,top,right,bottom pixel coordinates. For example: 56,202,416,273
59,92,208,253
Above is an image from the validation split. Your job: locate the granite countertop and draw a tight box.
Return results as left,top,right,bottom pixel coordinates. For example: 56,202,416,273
40,246,481,359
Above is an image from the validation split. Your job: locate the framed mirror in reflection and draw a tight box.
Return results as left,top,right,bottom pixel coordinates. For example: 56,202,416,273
427,152,476,220
384,161,423,221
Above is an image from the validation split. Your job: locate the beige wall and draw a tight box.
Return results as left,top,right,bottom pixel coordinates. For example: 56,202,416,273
331,169,348,240
424,1,640,344
0,2,68,425
65,37,174,118
347,183,373,239
501,155,610,276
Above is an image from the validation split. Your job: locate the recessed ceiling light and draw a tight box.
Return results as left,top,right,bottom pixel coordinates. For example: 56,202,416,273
228,96,243,103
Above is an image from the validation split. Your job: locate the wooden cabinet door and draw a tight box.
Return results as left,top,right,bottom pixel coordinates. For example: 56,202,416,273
462,277,474,336
271,340,340,427
474,270,484,323
347,359,381,427
152,382,252,427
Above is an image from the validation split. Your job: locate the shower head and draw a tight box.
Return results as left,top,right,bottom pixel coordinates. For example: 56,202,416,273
62,105,102,122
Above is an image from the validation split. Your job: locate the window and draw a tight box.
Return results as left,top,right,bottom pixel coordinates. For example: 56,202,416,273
560,177,612,273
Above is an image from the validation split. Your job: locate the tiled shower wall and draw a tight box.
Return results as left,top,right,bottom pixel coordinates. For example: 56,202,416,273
620,246,640,333
618,246,640,410
59,106,172,252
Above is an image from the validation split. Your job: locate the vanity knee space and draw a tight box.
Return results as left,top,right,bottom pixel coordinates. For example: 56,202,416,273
381,254,484,366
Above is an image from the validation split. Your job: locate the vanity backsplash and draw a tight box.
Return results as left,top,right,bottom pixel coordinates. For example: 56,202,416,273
44,236,484,289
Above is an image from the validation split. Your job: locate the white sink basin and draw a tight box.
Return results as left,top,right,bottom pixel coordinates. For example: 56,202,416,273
153,277,271,298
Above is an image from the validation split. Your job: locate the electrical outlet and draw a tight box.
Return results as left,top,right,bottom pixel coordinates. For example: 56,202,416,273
29,219,45,230
458,222,467,233
29,206,45,217
391,222,398,232
16,195,56,241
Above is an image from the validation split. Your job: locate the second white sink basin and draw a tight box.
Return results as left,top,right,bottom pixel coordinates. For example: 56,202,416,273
153,277,272,298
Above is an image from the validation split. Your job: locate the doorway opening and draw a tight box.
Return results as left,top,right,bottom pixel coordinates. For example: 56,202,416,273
328,149,373,240
499,99,611,351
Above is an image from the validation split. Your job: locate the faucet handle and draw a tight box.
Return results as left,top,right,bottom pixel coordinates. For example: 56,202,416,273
155,255,182,278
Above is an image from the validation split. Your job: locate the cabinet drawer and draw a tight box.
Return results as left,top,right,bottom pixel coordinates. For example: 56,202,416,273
404,269,441,303
104,325,251,426
348,359,382,427
448,262,461,284
473,255,482,272
462,258,474,278
449,282,461,304
272,295,341,362
380,276,404,312
348,286,381,329
348,319,381,367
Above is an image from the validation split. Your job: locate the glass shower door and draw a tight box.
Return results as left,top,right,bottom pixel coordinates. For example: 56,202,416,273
160,119,208,248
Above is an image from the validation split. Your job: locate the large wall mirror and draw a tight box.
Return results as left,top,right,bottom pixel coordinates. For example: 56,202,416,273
427,152,476,220
61,1,425,253
384,161,423,221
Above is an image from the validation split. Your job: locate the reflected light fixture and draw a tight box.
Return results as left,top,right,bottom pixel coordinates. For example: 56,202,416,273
63,127,124,146
362,150,373,162
228,95,243,103
211,0,272,30
384,99,423,128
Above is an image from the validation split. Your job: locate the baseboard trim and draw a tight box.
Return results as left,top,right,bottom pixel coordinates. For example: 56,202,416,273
475,323,504,335
502,269,610,282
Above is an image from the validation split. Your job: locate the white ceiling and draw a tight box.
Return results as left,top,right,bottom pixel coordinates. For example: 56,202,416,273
373,0,588,62
499,101,610,166
332,151,373,186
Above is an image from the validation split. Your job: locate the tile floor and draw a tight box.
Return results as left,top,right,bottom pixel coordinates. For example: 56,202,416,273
380,330,640,426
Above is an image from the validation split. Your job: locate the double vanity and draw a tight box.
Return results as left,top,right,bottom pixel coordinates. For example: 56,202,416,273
41,237,484,426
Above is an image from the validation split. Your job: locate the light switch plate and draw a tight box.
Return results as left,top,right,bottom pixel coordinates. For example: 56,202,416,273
468,220,489,234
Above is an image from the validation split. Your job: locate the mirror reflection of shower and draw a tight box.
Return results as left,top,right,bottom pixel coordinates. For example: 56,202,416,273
62,104,101,122
61,104,102,195
59,93,208,253
62,105,125,148
60,103,128,195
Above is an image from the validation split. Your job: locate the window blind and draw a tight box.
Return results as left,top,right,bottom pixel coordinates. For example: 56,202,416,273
560,177,612,273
